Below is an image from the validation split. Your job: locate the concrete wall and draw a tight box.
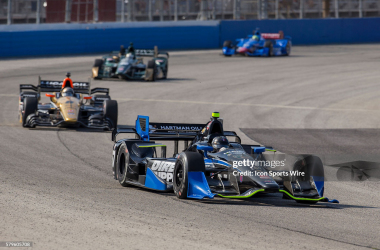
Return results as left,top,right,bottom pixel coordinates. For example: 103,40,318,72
0,18,379,58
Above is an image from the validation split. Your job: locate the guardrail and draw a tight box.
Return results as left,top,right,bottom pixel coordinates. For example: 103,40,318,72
0,18,379,58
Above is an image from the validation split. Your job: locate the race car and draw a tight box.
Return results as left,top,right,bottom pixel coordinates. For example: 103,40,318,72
223,29,291,57
92,45,169,81
111,112,338,203
19,73,118,129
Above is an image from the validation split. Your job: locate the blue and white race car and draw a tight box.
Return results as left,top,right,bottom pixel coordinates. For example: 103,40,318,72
111,112,338,203
222,30,292,57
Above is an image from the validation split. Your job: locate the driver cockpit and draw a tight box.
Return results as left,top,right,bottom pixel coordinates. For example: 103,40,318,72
60,72,75,97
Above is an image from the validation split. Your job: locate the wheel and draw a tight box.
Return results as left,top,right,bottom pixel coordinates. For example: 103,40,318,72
93,59,103,67
162,62,168,79
93,59,104,79
223,40,233,48
285,41,291,56
285,155,324,204
104,100,118,130
173,151,205,199
264,41,274,57
116,144,131,187
22,97,38,127
147,60,157,81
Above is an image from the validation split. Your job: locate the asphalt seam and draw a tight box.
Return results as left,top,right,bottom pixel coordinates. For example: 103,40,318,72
56,128,107,174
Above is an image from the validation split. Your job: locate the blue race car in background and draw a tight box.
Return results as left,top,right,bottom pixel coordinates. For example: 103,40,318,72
223,30,292,57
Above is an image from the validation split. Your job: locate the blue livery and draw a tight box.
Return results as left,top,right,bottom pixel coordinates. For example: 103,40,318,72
111,113,338,204
222,29,292,57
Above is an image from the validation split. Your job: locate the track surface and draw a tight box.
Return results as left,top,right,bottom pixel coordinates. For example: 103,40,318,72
1,45,380,250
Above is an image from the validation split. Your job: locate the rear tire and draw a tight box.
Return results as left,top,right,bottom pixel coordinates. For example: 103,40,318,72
116,144,131,187
173,152,205,199
223,40,233,48
22,97,38,128
162,62,168,79
104,100,118,130
264,41,274,57
93,59,103,67
147,60,157,81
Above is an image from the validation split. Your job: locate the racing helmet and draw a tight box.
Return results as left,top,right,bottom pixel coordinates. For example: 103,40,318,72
211,136,229,151
62,87,74,97
126,53,135,62
252,35,259,41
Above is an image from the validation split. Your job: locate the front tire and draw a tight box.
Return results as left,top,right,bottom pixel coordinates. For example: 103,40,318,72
285,41,291,56
116,144,131,187
173,152,205,199
22,97,38,128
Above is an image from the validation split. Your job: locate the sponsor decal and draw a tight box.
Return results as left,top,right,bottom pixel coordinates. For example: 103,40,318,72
150,161,175,182
157,125,203,131
136,49,154,56
41,81,89,88
95,97,110,101
22,94,37,98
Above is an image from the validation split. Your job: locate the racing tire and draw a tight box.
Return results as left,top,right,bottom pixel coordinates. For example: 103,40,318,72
22,97,38,128
93,59,104,67
223,40,233,48
162,62,168,80
116,143,131,187
173,152,206,199
223,40,233,57
147,60,157,81
104,100,118,130
287,155,324,204
264,41,274,57
93,59,104,79
285,41,291,56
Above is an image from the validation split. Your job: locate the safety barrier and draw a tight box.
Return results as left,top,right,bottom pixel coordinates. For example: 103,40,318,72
0,18,379,58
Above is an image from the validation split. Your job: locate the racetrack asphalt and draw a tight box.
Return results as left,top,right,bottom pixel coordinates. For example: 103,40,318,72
1,45,380,250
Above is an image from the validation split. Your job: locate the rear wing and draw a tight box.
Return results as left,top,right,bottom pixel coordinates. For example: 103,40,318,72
20,77,108,96
112,115,205,142
136,46,169,58
112,115,241,142
40,78,90,94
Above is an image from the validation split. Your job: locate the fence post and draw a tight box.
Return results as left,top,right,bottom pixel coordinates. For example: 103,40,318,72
65,0,71,23
121,0,125,22
221,0,225,19
334,0,339,18
275,0,279,19
93,0,99,22
300,0,304,18
257,0,261,20
128,0,132,21
160,0,164,21
200,0,207,20
174,0,178,21
359,0,363,18
36,0,41,24
148,0,152,21
212,0,216,19
7,0,11,25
